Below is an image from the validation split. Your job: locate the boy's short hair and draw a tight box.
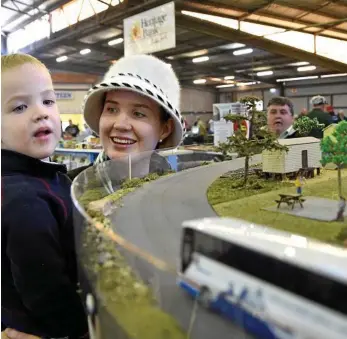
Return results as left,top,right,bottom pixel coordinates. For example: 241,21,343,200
1,53,46,72
267,96,294,116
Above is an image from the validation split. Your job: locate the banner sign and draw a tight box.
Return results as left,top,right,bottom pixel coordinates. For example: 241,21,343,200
123,2,176,56
214,120,234,146
56,91,73,100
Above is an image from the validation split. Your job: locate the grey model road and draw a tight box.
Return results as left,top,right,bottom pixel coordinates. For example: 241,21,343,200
110,155,261,339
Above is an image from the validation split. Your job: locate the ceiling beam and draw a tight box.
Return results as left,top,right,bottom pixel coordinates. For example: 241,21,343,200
5,0,69,33
177,1,347,40
175,13,347,73
238,0,276,20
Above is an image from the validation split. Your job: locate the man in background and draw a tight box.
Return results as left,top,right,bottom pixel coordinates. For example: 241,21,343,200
64,119,80,138
307,95,332,138
338,110,346,122
267,96,297,139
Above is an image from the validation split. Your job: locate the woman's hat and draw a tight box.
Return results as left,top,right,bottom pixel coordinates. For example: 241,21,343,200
83,54,185,149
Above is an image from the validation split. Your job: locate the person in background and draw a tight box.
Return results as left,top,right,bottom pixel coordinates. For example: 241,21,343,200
1,54,88,339
196,117,207,143
77,123,93,142
338,109,347,122
326,105,339,123
298,108,308,118
266,96,297,138
307,95,332,138
65,119,80,137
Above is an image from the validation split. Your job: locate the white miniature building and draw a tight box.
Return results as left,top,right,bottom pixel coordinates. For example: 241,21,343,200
262,137,321,174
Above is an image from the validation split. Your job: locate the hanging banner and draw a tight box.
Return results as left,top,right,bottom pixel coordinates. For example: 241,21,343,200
214,120,234,146
213,103,248,120
123,2,176,56
55,91,73,100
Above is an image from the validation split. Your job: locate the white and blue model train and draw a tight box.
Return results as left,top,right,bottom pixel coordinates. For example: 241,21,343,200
177,217,347,339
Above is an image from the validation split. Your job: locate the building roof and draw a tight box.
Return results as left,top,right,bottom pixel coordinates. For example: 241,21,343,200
2,0,347,88
278,137,321,146
323,123,338,131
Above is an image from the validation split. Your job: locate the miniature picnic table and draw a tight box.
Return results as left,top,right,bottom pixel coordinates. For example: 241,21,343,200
276,194,305,209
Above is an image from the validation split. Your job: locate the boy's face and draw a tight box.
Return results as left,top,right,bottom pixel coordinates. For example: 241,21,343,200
1,63,61,159
99,90,172,159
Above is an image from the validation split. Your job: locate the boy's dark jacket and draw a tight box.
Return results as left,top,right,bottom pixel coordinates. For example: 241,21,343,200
1,150,88,338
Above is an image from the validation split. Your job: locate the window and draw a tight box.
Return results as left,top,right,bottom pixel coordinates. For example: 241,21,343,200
192,230,347,316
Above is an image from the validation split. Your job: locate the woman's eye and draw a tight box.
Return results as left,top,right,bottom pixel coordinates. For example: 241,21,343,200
43,99,55,106
107,107,118,113
13,104,27,113
134,111,146,118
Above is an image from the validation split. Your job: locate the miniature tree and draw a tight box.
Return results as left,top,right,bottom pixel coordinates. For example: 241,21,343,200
320,120,347,196
217,96,288,186
293,116,324,137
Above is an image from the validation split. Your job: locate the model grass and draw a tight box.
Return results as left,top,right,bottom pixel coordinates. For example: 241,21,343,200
207,169,347,245
78,170,187,339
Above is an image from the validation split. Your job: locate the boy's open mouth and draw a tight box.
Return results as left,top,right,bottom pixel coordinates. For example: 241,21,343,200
110,137,136,145
34,127,52,138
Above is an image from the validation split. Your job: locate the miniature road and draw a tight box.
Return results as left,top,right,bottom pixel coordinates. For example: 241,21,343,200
110,155,261,339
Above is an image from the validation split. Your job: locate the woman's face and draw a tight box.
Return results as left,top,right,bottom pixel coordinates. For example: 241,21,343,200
99,90,173,159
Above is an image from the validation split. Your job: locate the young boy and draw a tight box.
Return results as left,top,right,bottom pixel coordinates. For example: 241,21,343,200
1,54,88,338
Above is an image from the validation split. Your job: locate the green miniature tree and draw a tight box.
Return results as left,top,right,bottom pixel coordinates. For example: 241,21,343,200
320,120,347,196
293,116,325,136
217,96,288,186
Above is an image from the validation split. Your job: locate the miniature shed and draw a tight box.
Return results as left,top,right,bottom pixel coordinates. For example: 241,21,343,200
262,137,321,174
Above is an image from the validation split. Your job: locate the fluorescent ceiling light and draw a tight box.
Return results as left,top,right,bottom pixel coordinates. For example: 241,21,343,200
235,69,246,73
193,79,207,84
108,37,123,46
321,73,347,78
233,48,253,56
224,76,235,80
216,84,235,88
220,43,246,50
210,77,222,81
56,55,68,62
276,76,319,82
192,56,209,63
253,66,272,71
289,61,310,66
237,81,257,86
80,48,91,55
257,70,273,76
297,65,316,72
270,88,277,93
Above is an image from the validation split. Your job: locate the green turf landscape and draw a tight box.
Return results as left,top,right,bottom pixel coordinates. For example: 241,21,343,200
207,168,347,246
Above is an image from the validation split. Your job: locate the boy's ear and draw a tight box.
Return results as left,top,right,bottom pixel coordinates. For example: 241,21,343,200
160,118,174,141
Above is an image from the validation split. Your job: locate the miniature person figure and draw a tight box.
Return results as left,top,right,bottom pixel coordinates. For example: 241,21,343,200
336,196,346,222
295,172,306,195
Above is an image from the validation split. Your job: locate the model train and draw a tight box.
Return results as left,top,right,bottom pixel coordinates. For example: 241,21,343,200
177,217,347,339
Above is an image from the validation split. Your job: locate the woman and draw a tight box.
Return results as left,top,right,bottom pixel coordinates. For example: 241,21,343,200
4,54,185,339
69,54,184,179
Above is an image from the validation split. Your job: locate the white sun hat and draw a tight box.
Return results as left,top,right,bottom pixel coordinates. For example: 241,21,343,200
82,54,185,150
